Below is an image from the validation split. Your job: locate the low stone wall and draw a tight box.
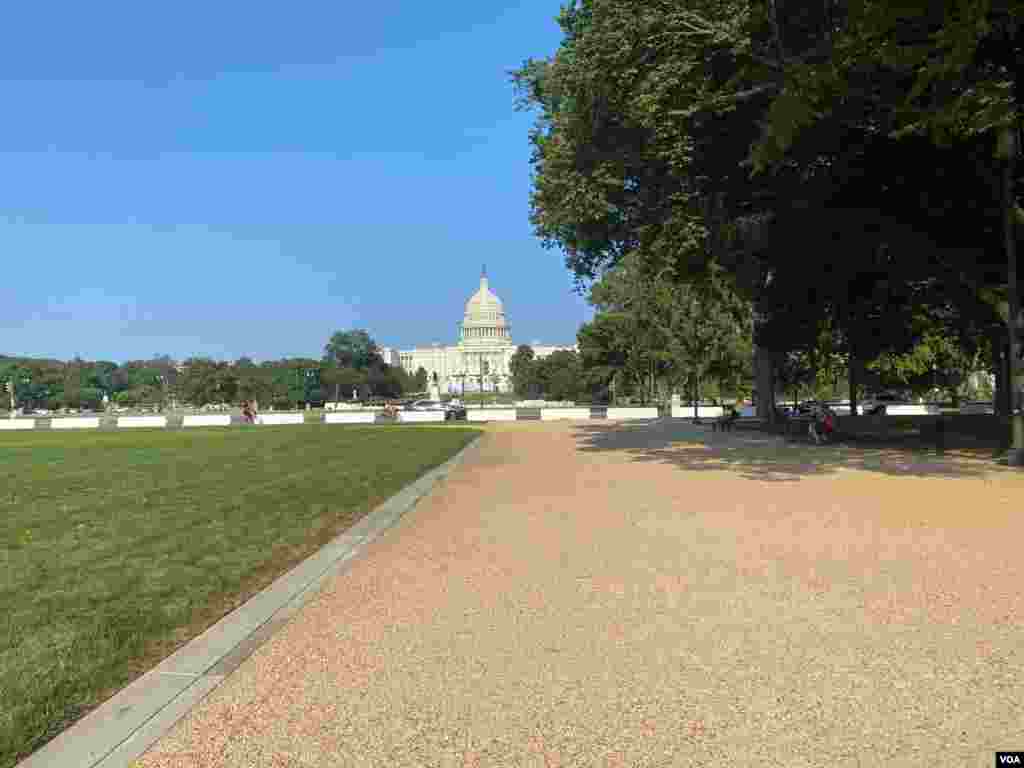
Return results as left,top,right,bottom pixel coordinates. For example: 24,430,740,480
117,416,168,429
0,419,35,430
541,407,592,421
515,401,577,408
878,404,941,416
467,409,517,422
324,411,378,424
50,417,101,430
183,414,232,427
606,407,659,420
671,405,724,419
257,413,305,426
398,411,446,423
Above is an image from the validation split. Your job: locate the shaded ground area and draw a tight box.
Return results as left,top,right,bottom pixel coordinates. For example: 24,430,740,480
138,420,1024,767
574,418,1012,481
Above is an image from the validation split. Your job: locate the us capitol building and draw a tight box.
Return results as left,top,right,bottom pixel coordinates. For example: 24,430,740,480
380,269,576,394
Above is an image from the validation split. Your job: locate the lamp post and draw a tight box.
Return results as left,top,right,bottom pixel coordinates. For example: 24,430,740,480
303,368,318,409
12,376,30,416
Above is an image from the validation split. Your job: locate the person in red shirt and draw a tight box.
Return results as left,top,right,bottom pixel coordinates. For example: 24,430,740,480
809,403,836,444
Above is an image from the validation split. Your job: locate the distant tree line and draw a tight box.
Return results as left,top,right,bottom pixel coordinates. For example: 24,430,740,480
0,329,429,412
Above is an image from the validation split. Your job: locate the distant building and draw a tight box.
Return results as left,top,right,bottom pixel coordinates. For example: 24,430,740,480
377,347,400,367
393,269,576,393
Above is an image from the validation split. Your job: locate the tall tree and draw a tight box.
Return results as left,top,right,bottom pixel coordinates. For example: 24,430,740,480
413,366,429,392
535,350,583,401
509,345,539,398
323,330,382,370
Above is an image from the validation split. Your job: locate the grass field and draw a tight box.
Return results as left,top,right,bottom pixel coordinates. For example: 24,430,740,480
0,424,479,767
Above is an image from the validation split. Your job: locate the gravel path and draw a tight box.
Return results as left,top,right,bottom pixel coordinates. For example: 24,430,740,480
137,420,1024,767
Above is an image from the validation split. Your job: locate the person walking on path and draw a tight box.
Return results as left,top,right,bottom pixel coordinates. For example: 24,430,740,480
240,400,256,424
808,402,836,444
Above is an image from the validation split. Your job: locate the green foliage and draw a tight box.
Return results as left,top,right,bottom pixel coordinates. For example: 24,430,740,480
413,366,429,392
535,350,584,401
509,345,539,397
516,0,1021,424
505,345,585,401
323,329,382,370
866,322,987,403
577,253,752,404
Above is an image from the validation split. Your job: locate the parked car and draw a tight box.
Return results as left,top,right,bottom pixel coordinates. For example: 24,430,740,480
823,399,862,416
959,400,995,415
861,392,912,415
444,402,467,421
404,399,468,420
406,399,445,411
775,401,817,417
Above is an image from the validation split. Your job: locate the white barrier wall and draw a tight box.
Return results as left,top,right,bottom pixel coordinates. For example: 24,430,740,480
117,416,168,429
325,412,378,424
671,406,724,419
183,414,232,427
467,409,517,422
606,407,659,420
884,404,941,416
51,418,101,430
398,411,446,423
0,419,35,430
258,413,305,426
541,408,592,421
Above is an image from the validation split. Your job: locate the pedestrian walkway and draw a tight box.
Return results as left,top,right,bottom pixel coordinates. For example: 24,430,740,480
136,420,1023,767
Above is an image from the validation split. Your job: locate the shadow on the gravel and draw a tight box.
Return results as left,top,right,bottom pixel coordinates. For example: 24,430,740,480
572,420,1003,481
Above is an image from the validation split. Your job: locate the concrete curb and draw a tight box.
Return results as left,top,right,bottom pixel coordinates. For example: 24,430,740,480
16,433,485,768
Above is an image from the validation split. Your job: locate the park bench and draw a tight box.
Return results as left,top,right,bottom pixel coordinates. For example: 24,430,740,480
785,414,839,444
785,416,815,434
732,416,766,430
711,410,740,432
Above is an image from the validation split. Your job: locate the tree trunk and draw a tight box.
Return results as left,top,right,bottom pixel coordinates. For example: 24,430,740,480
755,345,776,422
1000,125,1023,462
693,372,700,420
848,351,859,417
993,332,1008,417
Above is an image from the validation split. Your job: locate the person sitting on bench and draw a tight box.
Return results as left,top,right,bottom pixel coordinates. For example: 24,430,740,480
712,406,740,432
807,403,836,444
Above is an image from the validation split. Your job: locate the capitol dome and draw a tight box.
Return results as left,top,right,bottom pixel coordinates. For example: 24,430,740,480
461,267,511,342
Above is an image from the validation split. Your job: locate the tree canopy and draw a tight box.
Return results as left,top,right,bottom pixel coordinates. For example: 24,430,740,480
515,0,1023,428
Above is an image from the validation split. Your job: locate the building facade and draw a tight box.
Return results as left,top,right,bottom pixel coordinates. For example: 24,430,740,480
395,270,576,394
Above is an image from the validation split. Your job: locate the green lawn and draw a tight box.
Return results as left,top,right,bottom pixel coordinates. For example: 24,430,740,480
0,424,479,767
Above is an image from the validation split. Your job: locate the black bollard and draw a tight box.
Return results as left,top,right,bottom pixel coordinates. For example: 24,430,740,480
935,416,945,455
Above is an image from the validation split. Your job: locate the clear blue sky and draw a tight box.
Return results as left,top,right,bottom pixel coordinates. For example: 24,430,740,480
0,1,592,363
